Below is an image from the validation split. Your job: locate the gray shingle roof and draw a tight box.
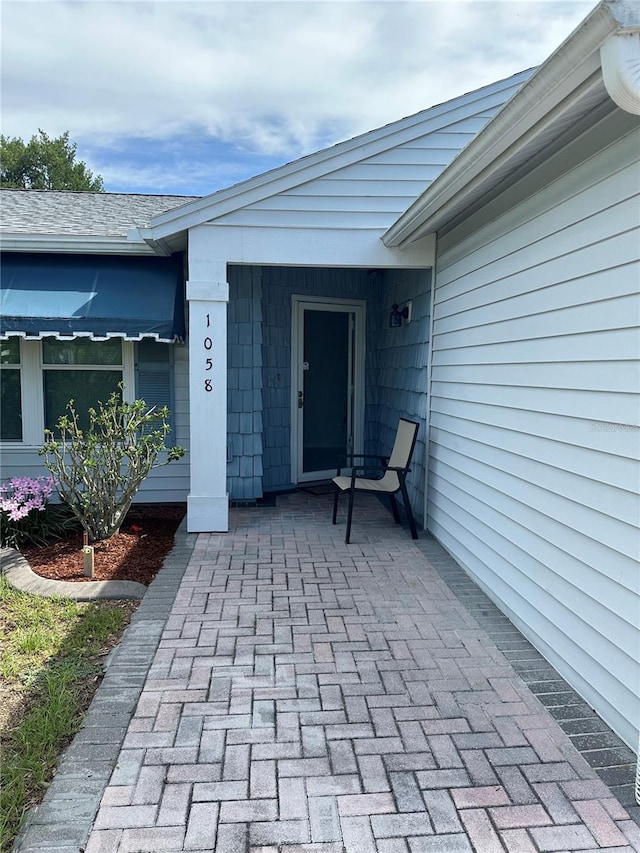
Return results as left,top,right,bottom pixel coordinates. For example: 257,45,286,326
0,189,200,237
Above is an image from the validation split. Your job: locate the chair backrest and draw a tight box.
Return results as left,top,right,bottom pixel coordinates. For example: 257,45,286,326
378,418,419,491
388,418,419,469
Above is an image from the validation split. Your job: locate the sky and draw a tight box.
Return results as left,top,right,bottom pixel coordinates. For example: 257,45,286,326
1,0,596,198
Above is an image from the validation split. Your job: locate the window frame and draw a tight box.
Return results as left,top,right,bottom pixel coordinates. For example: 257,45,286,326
1,338,135,447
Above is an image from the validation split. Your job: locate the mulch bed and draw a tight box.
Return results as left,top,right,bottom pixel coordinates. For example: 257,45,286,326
21,504,186,587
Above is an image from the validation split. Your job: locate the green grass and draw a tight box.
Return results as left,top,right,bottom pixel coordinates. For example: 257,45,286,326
0,575,134,852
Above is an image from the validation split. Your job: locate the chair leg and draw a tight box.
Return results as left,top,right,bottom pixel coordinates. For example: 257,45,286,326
389,494,401,524
399,476,418,540
346,488,355,544
332,487,340,525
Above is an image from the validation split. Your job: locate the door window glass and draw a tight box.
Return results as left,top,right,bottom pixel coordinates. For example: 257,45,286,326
302,310,349,473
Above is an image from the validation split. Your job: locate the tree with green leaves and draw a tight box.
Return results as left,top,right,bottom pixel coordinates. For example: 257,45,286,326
0,129,104,191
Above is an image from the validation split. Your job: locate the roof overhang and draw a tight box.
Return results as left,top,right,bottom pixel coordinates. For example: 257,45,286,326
0,226,190,256
0,233,161,256
383,0,640,247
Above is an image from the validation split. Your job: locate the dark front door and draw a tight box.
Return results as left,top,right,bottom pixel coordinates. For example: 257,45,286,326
292,298,365,482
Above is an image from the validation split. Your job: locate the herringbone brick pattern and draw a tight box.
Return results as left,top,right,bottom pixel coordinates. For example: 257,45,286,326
86,492,639,852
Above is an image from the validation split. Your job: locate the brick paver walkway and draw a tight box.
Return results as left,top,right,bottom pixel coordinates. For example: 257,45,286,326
84,492,638,852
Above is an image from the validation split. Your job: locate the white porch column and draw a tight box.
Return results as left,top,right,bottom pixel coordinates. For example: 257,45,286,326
186,257,229,532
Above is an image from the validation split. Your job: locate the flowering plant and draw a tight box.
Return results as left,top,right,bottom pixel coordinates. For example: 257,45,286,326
0,476,54,521
0,475,77,549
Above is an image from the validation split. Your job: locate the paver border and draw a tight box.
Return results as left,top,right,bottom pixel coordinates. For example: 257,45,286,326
11,519,198,853
415,535,640,824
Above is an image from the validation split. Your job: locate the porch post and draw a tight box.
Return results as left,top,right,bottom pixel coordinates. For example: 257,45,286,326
186,254,229,532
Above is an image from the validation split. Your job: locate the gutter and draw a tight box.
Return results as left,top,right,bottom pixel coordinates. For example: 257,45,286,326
0,233,159,256
0,229,171,255
383,0,640,248
600,30,640,113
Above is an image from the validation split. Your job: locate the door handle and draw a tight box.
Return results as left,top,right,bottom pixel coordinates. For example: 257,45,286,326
298,391,304,408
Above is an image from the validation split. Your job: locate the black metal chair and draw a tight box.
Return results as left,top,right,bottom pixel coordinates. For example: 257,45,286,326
332,418,420,544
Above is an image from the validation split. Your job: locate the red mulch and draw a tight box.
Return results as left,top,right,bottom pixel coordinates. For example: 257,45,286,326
21,504,186,587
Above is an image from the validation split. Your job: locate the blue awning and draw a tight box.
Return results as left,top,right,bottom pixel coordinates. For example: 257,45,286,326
1,253,185,342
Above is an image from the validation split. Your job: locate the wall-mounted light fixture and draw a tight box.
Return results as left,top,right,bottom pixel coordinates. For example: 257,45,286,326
389,302,411,328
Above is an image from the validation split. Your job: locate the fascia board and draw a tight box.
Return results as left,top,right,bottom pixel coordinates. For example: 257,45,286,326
0,233,157,256
187,222,435,270
387,66,604,245
384,0,628,247
148,72,531,241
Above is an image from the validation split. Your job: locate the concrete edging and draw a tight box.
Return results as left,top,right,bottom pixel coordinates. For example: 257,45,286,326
0,547,147,600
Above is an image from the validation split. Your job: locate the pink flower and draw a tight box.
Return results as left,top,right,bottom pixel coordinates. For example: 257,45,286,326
0,475,55,521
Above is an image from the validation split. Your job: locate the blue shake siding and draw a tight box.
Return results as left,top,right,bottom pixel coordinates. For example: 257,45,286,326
226,265,431,522
227,265,264,500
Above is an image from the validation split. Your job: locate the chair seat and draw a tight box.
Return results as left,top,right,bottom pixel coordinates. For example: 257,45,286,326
332,475,397,494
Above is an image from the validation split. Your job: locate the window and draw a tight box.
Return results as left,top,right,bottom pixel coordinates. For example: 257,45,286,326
42,339,123,433
0,338,22,440
0,338,135,445
0,338,176,447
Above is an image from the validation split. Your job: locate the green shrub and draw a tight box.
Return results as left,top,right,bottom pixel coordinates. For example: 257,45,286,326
40,387,185,542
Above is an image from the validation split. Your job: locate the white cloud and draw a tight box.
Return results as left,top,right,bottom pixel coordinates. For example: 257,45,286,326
89,144,281,196
2,0,595,163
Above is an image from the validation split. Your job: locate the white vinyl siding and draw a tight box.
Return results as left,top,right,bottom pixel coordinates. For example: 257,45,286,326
210,77,527,231
427,117,640,750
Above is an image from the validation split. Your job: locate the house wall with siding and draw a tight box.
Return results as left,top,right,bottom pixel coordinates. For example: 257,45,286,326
227,265,264,500
254,264,430,523
1,265,431,511
368,269,431,522
0,448,54,491
136,340,190,501
259,265,375,492
427,110,640,749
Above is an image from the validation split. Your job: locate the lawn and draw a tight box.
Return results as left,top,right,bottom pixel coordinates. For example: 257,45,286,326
0,575,136,852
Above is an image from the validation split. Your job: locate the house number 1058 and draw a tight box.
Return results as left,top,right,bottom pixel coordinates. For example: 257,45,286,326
204,313,213,391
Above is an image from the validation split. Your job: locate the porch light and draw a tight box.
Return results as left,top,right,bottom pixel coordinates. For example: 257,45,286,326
389,303,409,328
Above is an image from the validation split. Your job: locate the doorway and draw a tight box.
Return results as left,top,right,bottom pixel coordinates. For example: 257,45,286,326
291,296,365,483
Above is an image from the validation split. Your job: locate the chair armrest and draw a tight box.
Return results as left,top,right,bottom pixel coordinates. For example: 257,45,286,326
337,454,387,463
347,463,387,484
343,464,411,488
335,454,387,475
